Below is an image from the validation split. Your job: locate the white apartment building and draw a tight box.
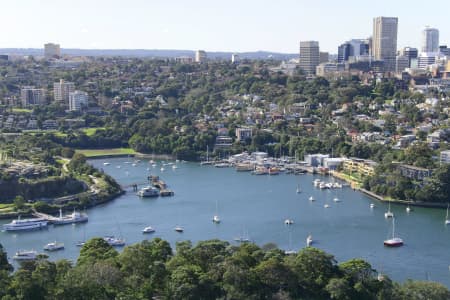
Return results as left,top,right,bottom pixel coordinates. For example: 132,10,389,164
69,91,88,111
54,79,75,106
21,87,45,106
195,50,207,63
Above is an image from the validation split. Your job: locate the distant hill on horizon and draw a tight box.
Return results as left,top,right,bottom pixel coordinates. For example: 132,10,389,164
0,48,298,60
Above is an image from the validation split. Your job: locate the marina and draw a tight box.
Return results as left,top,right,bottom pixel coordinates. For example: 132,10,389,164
1,156,450,287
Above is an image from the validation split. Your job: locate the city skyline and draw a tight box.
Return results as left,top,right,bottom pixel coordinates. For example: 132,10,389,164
1,0,450,54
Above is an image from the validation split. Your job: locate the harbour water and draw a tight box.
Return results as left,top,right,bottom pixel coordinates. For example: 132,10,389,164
1,157,450,287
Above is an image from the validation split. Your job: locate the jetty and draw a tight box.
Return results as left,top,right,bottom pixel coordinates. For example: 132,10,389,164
146,175,175,197
32,211,60,223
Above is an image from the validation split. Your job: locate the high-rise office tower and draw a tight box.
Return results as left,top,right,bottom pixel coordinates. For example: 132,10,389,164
338,39,370,63
319,52,329,63
44,43,61,59
372,17,398,72
399,47,418,67
421,27,439,53
54,79,75,106
338,42,352,63
299,41,320,75
195,50,207,63
395,56,409,73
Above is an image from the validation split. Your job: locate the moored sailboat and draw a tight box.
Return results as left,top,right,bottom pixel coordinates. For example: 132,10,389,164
384,218,403,247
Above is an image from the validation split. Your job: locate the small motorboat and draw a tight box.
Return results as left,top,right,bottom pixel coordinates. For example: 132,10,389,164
43,241,64,251
309,196,315,201
174,226,184,233
284,219,294,225
212,215,221,223
370,203,375,209
333,197,341,203
324,204,330,208
142,226,155,233
103,162,110,166
103,236,125,247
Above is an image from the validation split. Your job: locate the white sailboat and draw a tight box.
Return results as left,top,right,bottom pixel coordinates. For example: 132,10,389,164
445,204,450,225
296,184,301,194
384,201,394,218
200,145,212,165
306,234,313,247
212,199,221,223
309,196,315,202
384,217,403,247
285,229,296,255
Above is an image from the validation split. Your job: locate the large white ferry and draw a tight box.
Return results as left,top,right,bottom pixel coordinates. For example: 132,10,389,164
3,217,48,231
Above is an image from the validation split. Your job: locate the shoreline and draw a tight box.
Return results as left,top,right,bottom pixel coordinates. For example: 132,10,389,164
331,171,448,209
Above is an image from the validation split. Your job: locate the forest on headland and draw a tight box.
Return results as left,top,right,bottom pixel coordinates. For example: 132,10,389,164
0,238,449,300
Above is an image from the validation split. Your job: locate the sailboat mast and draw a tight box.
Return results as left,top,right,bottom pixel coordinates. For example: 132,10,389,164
392,218,395,238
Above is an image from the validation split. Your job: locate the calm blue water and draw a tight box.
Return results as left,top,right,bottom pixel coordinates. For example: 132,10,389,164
1,157,450,286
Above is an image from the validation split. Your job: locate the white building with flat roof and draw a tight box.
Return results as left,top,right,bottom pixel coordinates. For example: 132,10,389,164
440,150,450,164
69,91,88,111
21,87,45,106
195,50,207,63
54,79,75,106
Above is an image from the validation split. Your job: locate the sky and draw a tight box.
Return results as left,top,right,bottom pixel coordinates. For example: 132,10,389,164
1,0,450,54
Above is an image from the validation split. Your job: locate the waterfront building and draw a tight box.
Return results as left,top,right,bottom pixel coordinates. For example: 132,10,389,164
235,127,252,142
372,17,398,72
342,158,377,177
53,79,75,106
195,50,207,63
397,164,432,181
299,41,320,75
214,136,233,150
44,43,60,59
422,27,439,53
21,87,45,106
69,91,88,111
323,157,344,170
304,154,329,167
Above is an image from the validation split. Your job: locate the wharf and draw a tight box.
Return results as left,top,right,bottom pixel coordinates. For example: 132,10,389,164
147,175,174,196
32,211,59,223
